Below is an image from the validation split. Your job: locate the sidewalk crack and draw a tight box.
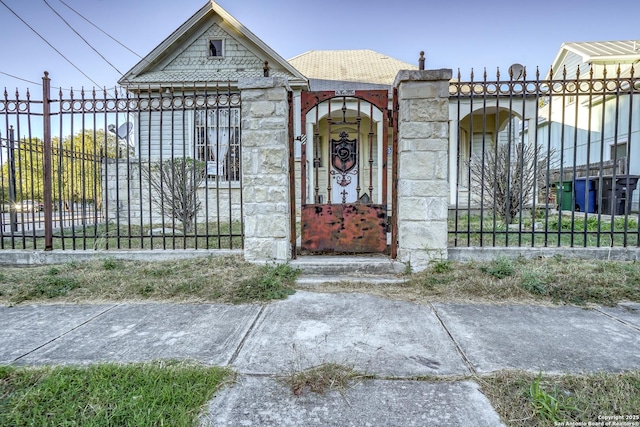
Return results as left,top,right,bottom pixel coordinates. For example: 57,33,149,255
12,304,120,363
593,307,640,333
429,303,477,376
227,305,266,366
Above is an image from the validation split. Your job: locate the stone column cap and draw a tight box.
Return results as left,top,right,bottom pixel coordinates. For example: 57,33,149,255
393,69,453,87
238,77,290,91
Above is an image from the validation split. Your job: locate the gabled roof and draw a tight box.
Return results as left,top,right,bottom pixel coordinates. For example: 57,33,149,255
288,50,417,86
119,1,307,89
549,40,640,78
561,40,640,62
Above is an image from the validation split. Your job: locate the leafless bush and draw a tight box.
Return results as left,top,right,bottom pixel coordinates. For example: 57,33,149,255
470,142,553,224
141,158,206,232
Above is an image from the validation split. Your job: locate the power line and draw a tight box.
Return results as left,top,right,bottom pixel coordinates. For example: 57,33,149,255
0,0,102,87
43,0,124,76
0,71,42,87
57,0,143,59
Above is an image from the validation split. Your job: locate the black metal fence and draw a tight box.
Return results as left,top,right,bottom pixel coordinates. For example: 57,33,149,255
449,66,640,248
1,74,244,250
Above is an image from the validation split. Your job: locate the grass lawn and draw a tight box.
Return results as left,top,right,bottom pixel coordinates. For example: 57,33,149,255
449,213,640,248
0,361,233,427
1,255,639,426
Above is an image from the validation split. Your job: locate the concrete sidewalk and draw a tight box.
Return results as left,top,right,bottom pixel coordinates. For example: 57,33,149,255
2,292,639,426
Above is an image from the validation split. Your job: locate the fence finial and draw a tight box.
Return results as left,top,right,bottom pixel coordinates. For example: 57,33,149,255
418,51,425,70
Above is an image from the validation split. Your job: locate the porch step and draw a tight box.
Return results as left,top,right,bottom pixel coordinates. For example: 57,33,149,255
296,274,408,287
291,255,408,287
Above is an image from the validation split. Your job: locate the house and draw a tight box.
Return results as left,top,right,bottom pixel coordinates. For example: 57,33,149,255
538,40,640,211
114,0,423,255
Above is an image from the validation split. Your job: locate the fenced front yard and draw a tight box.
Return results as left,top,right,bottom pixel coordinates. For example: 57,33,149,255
3,68,640,254
449,66,640,248
1,76,244,250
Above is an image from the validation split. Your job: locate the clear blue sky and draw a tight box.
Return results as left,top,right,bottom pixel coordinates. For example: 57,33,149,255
1,0,639,93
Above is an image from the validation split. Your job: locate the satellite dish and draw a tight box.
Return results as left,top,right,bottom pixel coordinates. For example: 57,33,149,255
508,63,525,80
116,122,133,140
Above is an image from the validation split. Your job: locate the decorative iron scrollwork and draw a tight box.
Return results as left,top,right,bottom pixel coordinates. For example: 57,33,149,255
331,131,357,174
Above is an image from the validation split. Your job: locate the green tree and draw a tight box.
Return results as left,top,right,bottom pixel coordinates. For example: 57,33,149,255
1,130,120,206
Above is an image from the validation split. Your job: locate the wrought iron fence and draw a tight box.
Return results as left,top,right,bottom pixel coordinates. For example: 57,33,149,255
449,66,640,248
1,74,244,250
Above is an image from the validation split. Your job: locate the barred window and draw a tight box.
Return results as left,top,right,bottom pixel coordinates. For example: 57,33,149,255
195,108,241,181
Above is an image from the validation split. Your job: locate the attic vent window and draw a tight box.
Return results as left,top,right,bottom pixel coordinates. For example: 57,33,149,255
208,39,224,58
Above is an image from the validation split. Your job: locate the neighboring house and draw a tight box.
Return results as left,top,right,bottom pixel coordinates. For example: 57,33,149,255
537,40,640,210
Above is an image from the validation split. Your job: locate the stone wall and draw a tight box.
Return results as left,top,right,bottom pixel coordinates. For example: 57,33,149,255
238,77,291,261
394,70,452,271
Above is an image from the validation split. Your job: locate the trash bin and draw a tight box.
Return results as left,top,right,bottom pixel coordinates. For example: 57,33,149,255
600,175,639,215
574,177,597,213
554,181,573,211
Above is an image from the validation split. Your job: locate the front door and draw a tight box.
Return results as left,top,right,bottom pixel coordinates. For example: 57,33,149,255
298,90,392,254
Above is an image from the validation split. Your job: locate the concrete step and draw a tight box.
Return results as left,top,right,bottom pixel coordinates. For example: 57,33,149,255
290,255,408,287
296,274,408,287
289,255,406,275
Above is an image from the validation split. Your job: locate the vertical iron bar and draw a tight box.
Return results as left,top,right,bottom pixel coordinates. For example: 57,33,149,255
582,71,594,247
466,70,474,247
557,67,567,247
214,85,222,248
453,70,462,247
355,98,362,201
226,82,233,248
505,69,515,247
492,68,501,247
479,69,488,247
202,84,210,249
57,88,66,249
8,126,18,233
381,94,389,207
627,66,637,247
531,68,541,247
367,102,373,201
570,68,580,248
146,87,154,249
238,89,244,250
623,68,634,247
123,88,132,249
91,88,99,250
544,68,554,247
326,99,332,204
517,69,527,247
42,72,53,250
313,104,320,203
300,98,307,207
610,66,622,246
158,85,167,250
288,91,297,258
596,68,607,247
391,87,399,259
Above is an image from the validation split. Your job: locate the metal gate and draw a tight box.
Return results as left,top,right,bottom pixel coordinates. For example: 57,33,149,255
297,90,395,254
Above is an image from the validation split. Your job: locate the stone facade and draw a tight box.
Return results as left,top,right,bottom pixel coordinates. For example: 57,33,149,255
394,70,452,271
238,77,291,262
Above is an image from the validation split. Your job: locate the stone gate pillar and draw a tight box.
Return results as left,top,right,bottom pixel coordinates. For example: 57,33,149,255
393,69,452,272
238,77,291,262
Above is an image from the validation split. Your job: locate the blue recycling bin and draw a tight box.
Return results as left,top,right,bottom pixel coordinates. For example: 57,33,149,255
574,177,597,213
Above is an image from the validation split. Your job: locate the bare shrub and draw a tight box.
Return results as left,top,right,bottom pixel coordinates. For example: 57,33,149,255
470,142,553,224
141,158,206,232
